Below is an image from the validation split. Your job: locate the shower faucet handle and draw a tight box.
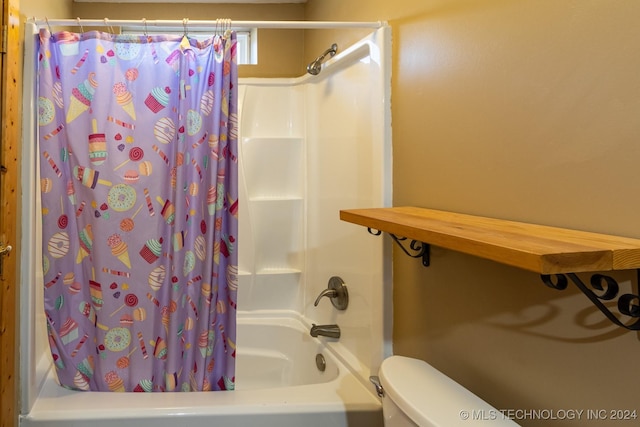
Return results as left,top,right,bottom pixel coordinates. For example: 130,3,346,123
313,276,348,310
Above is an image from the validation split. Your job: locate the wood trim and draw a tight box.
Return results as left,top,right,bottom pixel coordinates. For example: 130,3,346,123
0,0,21,426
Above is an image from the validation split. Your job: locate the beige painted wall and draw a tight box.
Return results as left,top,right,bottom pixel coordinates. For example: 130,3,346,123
20,0,73,21
306,1,640,426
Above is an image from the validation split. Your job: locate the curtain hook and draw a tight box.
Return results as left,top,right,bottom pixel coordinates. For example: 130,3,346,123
104,17,114,34
183,18,189,37
142,18,148,37
76,17,84,33
221,19,230,38
45,17,53,34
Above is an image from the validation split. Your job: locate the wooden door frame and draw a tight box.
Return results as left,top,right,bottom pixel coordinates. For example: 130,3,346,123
1,0,22,426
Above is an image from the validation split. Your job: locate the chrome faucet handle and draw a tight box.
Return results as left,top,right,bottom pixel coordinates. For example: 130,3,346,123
314,288,337,306
313,276,348,310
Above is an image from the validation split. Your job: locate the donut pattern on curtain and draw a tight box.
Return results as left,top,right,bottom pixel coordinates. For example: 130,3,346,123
37,28,238,392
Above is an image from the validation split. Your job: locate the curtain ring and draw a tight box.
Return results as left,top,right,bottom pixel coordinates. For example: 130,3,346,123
142,18,148,37
183,18,189,37
76,17,84,33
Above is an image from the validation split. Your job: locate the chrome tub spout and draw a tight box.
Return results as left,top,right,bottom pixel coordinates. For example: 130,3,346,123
310,324,340,339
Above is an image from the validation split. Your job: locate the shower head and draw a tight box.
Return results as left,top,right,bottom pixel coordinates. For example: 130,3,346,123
306,59,323,76
306,43,338,75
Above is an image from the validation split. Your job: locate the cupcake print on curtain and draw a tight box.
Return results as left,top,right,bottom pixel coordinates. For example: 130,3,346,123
37,27,238,392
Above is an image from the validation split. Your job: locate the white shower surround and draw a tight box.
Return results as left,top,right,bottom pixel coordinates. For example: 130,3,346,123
237,29,393,378
19,23,392,426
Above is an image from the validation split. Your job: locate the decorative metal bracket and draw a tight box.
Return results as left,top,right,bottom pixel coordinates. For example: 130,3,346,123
367,228,430,267
541,271,640,331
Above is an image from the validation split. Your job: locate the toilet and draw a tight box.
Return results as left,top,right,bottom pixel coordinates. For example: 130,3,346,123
375,356,518,426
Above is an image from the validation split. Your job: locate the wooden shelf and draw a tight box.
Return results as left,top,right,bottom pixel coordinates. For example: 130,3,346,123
340,206,640,274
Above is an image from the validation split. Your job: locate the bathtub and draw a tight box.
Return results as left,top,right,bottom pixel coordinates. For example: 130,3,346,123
19,313,382,427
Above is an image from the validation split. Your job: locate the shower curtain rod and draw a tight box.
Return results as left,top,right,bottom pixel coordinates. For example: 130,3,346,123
31,18,385,31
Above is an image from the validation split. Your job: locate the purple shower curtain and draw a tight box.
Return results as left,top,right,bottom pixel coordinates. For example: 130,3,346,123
37,28,238,392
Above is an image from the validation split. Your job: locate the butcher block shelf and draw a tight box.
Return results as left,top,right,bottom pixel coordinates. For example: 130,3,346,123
339,206,640,275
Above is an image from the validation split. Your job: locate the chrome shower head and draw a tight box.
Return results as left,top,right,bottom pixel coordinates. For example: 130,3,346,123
306,59,323,75
306,43,338,75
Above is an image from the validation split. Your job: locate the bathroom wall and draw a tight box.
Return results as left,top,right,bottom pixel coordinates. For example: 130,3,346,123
306,1,640,426
20,0,73,20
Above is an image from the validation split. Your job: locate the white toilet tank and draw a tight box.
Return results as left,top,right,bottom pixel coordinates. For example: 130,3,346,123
378,356,519,426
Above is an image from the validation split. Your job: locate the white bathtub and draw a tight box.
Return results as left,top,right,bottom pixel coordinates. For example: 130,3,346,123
19,313,383,427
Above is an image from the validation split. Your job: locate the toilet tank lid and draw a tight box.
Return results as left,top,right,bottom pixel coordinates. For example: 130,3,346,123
379,356,517,426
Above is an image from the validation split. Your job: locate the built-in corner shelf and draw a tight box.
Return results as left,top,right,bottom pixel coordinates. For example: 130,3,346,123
340,206,640,330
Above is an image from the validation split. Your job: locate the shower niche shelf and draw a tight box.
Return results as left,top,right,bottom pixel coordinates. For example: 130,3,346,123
240,121,305,311
340,206,640,330
255,268,302,275
248,196,304,202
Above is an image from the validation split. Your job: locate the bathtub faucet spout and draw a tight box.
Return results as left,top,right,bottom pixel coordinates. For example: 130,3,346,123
310,324,340,339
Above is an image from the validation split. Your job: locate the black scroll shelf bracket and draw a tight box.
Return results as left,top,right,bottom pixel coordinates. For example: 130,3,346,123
366,228,640,331
542,272,640,331
367,227,430,267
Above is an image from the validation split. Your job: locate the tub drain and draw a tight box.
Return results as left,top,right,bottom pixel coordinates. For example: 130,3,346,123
315,353,326,372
